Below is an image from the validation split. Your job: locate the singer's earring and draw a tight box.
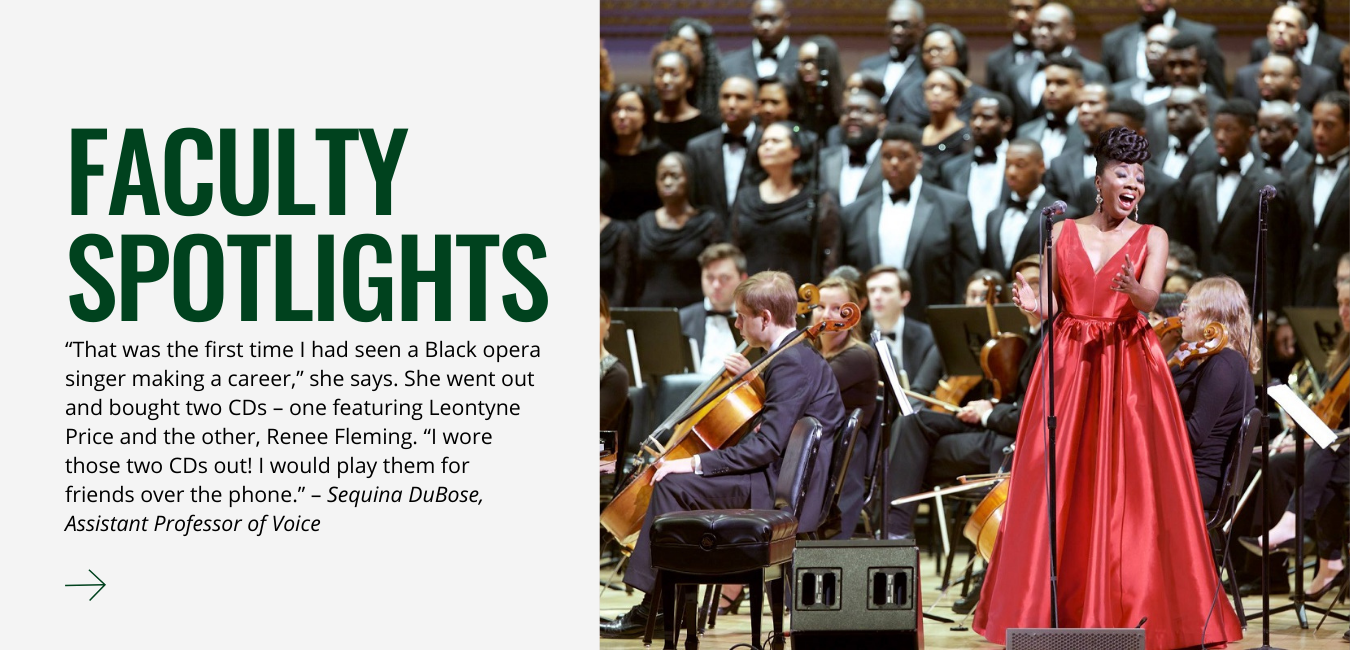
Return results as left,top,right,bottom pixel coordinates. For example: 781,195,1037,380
1132,208,1139,222
1095,192,1103,207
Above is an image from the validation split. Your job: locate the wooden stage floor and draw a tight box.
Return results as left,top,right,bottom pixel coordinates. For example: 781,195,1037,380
599,559,1349,649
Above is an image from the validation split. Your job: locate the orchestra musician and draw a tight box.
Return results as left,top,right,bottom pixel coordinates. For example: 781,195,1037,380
600,271,844,639
1241,276,1350,602
1169,276,1259,509
809,275,879,538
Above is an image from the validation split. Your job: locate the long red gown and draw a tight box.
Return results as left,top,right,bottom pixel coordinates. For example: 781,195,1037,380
973,220,1242,649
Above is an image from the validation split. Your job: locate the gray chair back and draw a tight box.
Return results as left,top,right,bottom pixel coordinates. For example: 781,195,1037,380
774,416,825,520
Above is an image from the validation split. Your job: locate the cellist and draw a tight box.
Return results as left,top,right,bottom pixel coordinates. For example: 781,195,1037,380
600,271,845,639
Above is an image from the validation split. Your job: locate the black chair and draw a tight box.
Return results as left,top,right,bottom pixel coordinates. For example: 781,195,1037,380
698,408,863,633
1206,407,1262,625
810,408,864,541
645,416,825,650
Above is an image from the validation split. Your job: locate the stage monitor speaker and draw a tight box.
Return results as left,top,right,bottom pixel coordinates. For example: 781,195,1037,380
1006,628,1146,650
789,539,920,650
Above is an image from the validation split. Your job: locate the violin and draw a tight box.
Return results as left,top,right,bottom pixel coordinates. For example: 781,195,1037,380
980,276,1029,401
600,285,859,550
1168,320,1228,369
1152,316,1184,361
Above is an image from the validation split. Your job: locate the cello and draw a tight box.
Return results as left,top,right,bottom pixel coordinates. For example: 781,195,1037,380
600,286,860,549
980,275,1029,401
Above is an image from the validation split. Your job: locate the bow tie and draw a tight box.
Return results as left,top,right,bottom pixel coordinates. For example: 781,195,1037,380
1218,158,1243,176
1317,153,1347,170
848,147,869,167
1045,115,1067,131
889,188,912,204
1172,141,1189,156
879,330,898,341
1008,198,1029,212
724,132,748,147
889,47,909,63
760,49,778,61
707,309,733,317
972,147,999,165
1263,154,1282,170
1146,79,1167,90
1139,15,1165,30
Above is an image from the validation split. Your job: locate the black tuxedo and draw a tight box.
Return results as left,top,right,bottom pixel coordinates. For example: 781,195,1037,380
841,183,981,322
1259,145,1315,184
721,42,800,86
1251,32,1349,87
1102,16,1228,97
985,188,1066,276
686,127,760,228
1070,160,1179,229
938,148,1010,196
1289,160,1350,307
1016,114,1088,166
1044,139,1096,205
1183,159,1292,307
1155,130,1220,191
622,341,843,593
885,329,1044,536
820,142,884,206
986,40,1036,99
1143,88,1223,162
859,51,927,123
1234,61,1337,114
1004,50,1110,128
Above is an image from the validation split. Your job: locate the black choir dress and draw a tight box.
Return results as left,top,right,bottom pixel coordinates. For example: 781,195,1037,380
600,219,635,306
654,113,719,152
633,209,724,308
603,143,673,222
731,183,839,286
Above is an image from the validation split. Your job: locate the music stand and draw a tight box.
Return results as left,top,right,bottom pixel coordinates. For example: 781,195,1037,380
925,305,1028,376
611,308,696,382
607,321,638,388
1283,307,1342,373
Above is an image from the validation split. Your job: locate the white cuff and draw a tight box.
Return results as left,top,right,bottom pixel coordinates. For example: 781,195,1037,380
980,409,992,428
693,454,703,475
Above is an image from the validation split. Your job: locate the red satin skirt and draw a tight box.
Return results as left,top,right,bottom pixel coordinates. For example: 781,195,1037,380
973,313,1242,650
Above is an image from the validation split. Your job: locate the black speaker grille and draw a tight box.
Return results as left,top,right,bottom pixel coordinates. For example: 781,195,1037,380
1006,628,1146,650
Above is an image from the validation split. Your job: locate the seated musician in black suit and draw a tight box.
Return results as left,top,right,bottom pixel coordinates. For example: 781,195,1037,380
883,254,1045,612
601,271,845,638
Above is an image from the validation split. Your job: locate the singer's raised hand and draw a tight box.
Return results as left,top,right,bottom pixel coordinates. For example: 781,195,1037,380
1110,252,1143,296
1012,272,1038,315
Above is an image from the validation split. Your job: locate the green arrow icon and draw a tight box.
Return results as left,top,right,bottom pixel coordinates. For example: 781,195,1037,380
65,570,106,601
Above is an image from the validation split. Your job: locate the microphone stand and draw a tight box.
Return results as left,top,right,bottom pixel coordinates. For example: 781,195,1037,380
1246,184,1282,648
808,68,828,282
1039,203,1062,627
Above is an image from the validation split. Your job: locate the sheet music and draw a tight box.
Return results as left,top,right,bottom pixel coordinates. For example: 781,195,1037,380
874,337,914,417
1267,383,1337,448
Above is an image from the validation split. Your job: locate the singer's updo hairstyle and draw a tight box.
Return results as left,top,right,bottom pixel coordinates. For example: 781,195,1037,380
1093,126,1151,178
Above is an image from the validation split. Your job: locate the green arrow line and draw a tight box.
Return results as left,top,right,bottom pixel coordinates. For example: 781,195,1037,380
65,570,106,601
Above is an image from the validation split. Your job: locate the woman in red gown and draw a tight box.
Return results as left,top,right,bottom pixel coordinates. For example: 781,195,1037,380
973,127,1242,649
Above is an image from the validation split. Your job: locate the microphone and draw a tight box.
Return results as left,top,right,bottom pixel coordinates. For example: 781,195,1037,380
1041,200,1067,218
1259,185,1277,199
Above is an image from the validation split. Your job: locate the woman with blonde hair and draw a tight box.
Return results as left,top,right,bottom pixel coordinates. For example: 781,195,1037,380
1171,276,1258,508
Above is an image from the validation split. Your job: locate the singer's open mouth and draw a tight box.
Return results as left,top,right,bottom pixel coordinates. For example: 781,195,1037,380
1119,193,1137,211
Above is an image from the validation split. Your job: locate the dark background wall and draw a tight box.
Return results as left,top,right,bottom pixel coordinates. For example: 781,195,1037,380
601,0,1349,90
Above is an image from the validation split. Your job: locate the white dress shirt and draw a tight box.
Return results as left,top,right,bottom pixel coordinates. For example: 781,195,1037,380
882,53,913,102
1039,107,1077,162
839,139,881,206
1298,24,1319,67
1002,185,1044,268
697,298,737,375
722,122,756,207
1011,34,1033,66
879,176,923,269
874,316,906,383
1163,127,1210,178
1313,148,1349,228
1215,152,1253,223
752,38,790,79
968,141,1008,253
